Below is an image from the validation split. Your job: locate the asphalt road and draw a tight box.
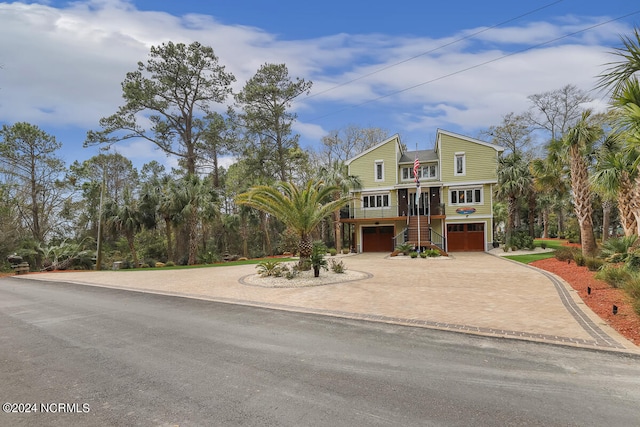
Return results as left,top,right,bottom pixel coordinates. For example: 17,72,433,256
1,277,640,427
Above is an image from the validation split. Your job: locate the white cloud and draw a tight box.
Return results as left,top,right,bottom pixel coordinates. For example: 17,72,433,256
0,0,635,167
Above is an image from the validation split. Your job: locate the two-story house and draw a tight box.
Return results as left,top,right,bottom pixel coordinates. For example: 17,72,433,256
341,129,504,253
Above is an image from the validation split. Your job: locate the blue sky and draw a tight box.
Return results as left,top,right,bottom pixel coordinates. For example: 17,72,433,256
1,0,639,171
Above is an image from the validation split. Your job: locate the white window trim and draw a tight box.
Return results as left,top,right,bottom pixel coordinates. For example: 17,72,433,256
374,160,384,182
449,186,483,205
362,193,391,209
454,152,466,176
401,164,438,181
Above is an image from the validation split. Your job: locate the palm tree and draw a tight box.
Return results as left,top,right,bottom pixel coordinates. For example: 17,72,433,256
236,180,351,260
495,153,532,247
598,27,640,237
562,111,602,256
591,133,639,237
176,174,218,265
104,187,142,266
597,27,640,98
318,161,361,252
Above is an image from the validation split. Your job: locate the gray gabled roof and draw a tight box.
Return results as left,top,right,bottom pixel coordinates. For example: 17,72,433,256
399,149,437,164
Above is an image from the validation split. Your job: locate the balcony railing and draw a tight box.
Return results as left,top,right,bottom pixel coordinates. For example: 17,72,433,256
341,204,445,220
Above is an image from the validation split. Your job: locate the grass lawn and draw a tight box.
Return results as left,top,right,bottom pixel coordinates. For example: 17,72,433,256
503,238,569,264
504,252,556,264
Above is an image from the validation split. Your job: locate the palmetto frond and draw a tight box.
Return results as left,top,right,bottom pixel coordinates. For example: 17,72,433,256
236,180,351,258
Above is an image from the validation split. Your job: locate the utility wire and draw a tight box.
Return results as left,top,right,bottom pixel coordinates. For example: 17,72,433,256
311,9,640,121
304,0,565,101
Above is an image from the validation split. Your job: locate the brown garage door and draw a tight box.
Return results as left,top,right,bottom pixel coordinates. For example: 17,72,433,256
362,226,395,252
447,223,485,251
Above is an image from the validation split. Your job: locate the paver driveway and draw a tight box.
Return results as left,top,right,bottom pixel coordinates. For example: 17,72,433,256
17,252,639,352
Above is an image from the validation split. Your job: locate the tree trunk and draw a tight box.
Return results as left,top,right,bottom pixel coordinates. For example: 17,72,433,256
187,205,199,265
126,233,139,267
542,207,550,239
164,217,174,262
569,146,596,256
528,191,536,237
602,200,612,242
333,210,342,252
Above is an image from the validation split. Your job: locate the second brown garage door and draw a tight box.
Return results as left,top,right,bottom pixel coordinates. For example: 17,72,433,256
447,223,485,251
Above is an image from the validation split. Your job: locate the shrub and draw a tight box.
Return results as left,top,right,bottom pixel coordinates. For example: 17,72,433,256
574,253,585,267
585,257,603,271
426,249,441,257
165,261,175,267
395,243,413,255
626,251,640,271
329,258,346,273
555,246,577,262
419,252,427,258
507,229,534,250
409,251,418,258
596,265,632,289
342,248,350,254
623,275,640,300
285,263,300,280
328,248,337,256
601,235,637,263
633,299,640,316
256,260,283,277
298,258,312,271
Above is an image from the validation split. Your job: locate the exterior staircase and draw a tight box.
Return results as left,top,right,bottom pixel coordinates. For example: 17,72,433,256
403,216,448,256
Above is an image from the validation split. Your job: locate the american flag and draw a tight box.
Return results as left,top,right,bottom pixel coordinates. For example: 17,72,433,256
414,155,420,204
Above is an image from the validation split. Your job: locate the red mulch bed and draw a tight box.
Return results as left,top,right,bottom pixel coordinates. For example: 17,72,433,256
531,257,640,346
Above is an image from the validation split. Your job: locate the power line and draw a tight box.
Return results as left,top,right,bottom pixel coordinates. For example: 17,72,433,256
304,0,565,101
310,9,640,122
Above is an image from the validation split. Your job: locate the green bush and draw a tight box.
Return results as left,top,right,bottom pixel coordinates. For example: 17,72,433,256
595,265,632,289
426,249,441,257
256,260,283,277
633,299,640,316
329,259,346,273
328,248,338,256
409,251,418,258
395,243,413,255
555,246,578,262
419,252,427,258
601,235,637,263
574,253,585,267
507,229,535,251
585,257,603,271
626,251,640,271
623,275,640,300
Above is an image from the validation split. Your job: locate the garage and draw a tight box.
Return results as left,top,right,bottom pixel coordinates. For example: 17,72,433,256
447,223,485,251
362,226,395,252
